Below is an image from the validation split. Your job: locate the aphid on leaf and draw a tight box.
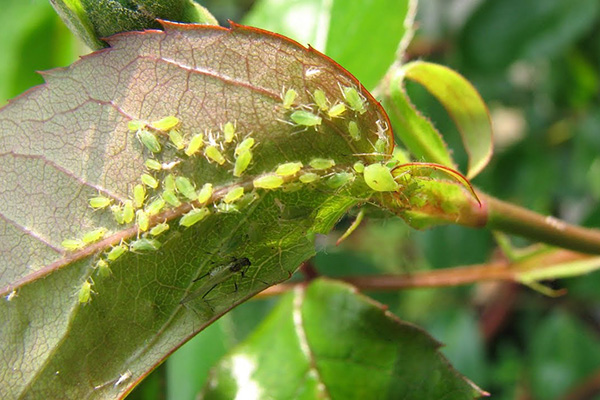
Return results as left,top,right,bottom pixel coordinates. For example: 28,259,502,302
145,159,162,171
342,86,367,114
327,172,355,189
149,221,170,237
327,103,346,118
130,238,161,252
282,88,298,109
175,176,197,201
78,279,95,304
151,116,179,131
374,138,388,154
204,145,226,165
313,89,329,111
235,138,255,157
114,370,132,387
197,183,213,204
128,120,145,132
145,197,166,216
82,227,108,245
136,129,161,153
107,244,128,261
363,163,399,192
290,110,322,127
353,161,365,173
162,189,182,207
89,195,112,210
136,209,149,232
299,172,319,184
95,259,112,278
185,133,204,156
168,129,186,150
309,158,336,170
276,162,303,177
223,122,236,143
163,174,176,192
216,202,239,213
180,207,210,227
122,200,135,224
161,160,181,170
223,186,244,204
253,174,284,189
62,238,84,251
5,290,17,302
233,149,253,177
141,174,159,189
348,121,361,141
182,257,252,304
133,184,146,209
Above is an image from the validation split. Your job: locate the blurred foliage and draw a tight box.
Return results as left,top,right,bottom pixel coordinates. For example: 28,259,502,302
4,0,600,399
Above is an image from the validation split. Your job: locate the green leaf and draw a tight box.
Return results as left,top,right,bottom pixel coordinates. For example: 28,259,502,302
202,279,486,399
244,0,415,90
0,23,393,398
385,61,494,178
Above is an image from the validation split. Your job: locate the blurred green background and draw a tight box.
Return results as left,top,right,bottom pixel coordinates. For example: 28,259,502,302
4,0,600,399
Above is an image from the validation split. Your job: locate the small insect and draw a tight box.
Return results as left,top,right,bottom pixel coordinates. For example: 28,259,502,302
235,138,255,157
128,120,146,132
114,370,132,387
149,221,170,237
162,189,182,207
327,103,346,118
163,174,176,192
282,88,298,109
223,122,236,143
313,89,329,111
151,116,179,131
326,172,355,189
5,290,17,301
374,138,388,154
62,238,84,251
290,110,322,127
95,259,112,278
82,227,108,245
363,163,399,192
276,162,303,177
145,159,162,171
216,202,239,213
130,238,161,252
353,161,365,173
180,207,210,227
309,158,336,170
253,174,284,189
182,257,252,304
342,86,366,114
348,121,361,141
185,133,204,156
133,184,146,209
197,183,213,204
168,129,186,150
161,160,181,170
204,146,226,165
122,200,135,224
175,176,197,201
78,279,95,304
223,186,244,204
141,174,159,189
145,197,166,216
136,209,149,232
89,195,112,210
136,129,162,153
233,149,253,177
107,244,128,261
299,172,319,184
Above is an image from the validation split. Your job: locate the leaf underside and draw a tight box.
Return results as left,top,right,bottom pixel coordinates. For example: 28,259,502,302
0,22,392,399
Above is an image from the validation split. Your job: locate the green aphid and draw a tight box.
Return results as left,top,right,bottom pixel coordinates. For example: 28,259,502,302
145,197,166,216
363,163,399,192
163,174,176,192
111,204,125,224
224,186,244,204
348,121,361,141
107,244,128,261
204,145,226,165
313,89,329,111
223,122,236,143
151,116,179,131
282,88,298,109
96,259,112,278
141,174,159,189
216,202,239,213
276,162,303,177
353,161,365,173
133,184,146,209
149,222,170,237
175,176,197,201
89,195,112,210
374,138,388,154
137,129,161,153
253,174,284,189
342,86,366,114
299,172,319,184
180,207,210,227
235,138,255,156
185,133,204,156
136,209,149,232
130,238,161,252
128,120,145,131
168,129,186,150
162,189,182,207
290,110,322,127
62,238,84,251
145,159,162,171
123,200,135,223
327,103,346,118
197,183,213,204
309,158,336,170
327,172,355,189
78,279,95,304
82,227,108,244
233,149,253,177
